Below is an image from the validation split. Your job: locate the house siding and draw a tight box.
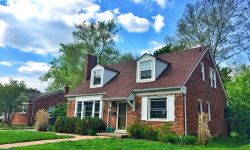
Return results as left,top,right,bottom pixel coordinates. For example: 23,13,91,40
155,59,168,78
185,51,228,137
103,69,117,85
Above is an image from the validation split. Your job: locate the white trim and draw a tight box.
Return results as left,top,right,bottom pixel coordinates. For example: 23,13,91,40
66,92,106,98
201,62,205,80
198,99,203,113
183,48,209,85
136,55,156,83
209,67,217,88
116,102,127,131
207,102,211,121
90,65,104,88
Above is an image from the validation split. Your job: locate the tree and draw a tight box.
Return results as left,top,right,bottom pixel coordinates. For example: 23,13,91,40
153,43,184,56
0,79,28,124
171,0,249,65
226,65,250,138
218,67,232,84
41,20,134,91
52,102,67,119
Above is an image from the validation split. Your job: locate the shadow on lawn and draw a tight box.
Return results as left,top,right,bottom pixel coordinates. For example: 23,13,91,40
205,137,250,149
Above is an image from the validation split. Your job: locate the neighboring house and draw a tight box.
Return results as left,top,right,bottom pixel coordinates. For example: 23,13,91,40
12,87,69,125
66,47,228,137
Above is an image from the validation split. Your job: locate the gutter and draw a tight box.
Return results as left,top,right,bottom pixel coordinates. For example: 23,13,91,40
66,92,107,98
30,102,35,125
133,86,183,93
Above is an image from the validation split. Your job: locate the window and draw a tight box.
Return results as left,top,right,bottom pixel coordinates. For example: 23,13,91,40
198,100,203,114
48,106,55,118
94,101,100,117
150,98,167,119
76,102,82,118
140,60,152,79
93,69,102,85
200,62,205,80
209,68,216,88
207,102,211,121
76,101,100,118
19,104,27,114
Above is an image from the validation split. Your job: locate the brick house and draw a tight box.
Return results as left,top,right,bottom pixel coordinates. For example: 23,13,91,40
66,47,228,136
12,87,69,125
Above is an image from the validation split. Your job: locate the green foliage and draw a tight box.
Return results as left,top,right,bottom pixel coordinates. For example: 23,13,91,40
171,0,249,64
158,123,174,136
52,102,67,119
226,65,250,138
41,20,134,91
127,123,159,141
181,135,198,145
160,133,181,144
0,79,29,124
219,67,232,84
153,43,183,56
54,116,78,133
55,117,106,135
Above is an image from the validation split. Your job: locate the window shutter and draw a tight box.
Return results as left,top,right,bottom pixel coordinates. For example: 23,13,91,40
141,97,148,120
167,95,175,121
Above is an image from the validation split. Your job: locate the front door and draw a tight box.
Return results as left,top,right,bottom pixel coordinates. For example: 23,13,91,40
117,103,127,131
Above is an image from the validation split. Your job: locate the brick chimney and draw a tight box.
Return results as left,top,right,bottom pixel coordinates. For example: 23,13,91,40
64,84,69,95
84,54,97,81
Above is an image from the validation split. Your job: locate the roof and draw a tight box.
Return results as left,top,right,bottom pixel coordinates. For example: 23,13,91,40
28,91,63,101
67,46,208,98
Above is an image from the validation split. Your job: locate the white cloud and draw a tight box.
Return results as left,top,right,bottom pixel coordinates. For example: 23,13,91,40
152,14,165,32
0,61,11,67
18,61,50,75
0,20,7,47
0,75,48,92
140,40,165,54
154,0,175,9
131,0,145,4
113,35,124,43
118,12,150,33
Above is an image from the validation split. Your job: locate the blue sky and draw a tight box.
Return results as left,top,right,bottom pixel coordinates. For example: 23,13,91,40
0,0,192,91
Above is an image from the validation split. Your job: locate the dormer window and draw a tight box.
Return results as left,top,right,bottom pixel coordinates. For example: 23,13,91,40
93,69,102,85
140,60,152,79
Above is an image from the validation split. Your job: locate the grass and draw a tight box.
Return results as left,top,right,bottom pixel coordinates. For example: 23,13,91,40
0,122,34,130
0,130,72,144
9,137,250,150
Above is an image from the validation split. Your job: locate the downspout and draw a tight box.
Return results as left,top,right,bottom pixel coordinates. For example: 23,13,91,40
30,103,35,125
182,86,187,136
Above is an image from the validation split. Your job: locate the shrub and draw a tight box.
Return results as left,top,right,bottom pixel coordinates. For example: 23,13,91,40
161,133,181,144
76,118,106,135
159,123,174,136
127,123,159,141
88,129,97,136
48,125,55,132
52,102,67,119
181,135,198,145
54,116,79,133
35,109,49,131
197,113,212,144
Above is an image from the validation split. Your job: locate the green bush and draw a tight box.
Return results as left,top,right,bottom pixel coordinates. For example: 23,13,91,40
88,129,97,136
52,102,67,119
127,123,159,141
54,116,79,133
48,125,55,132
181,135,198,145
161,133,181,144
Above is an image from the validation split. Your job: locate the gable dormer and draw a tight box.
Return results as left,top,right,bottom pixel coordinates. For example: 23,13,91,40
90,64,118,88
136,54,168,83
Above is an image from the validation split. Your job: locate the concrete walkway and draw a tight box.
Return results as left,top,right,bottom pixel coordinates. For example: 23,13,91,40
0,133,111,149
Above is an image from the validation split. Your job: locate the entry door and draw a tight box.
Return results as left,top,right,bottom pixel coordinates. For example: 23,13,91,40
117,103,127,130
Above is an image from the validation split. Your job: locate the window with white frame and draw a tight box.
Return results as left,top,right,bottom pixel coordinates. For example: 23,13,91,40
76,101,100,118
200,62,205,80
48,106,55,118
198,100,203,114
209,68,216,88
207,102,211,121
19,104,27,114
93,69,102,86
140,60,153,80
149,98,167,119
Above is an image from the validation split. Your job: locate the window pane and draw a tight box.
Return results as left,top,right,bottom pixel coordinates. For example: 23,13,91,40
84,102,93,117
93,69,102,85
76,102,82,118
140,61,152,71
95,101,100,112
150,99,167,119
141,70,152,79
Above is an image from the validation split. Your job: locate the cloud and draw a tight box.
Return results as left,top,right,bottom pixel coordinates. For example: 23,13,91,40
118,12,150,33
18,61,50,75
131,0,145,4
0,0,118,55
0,75,48,92
140,40,165,54
0,61,11,67
154,0,175,9
152,14,165,32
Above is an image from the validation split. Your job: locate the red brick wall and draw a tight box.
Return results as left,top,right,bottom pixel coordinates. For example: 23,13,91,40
67,100,76,117
12,104,33,125
185,51,228,137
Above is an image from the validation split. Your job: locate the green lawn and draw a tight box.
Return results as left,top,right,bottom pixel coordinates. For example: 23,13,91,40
0,130,72,144
10,137,250,150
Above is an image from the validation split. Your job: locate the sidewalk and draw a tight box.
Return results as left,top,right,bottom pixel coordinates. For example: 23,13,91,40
0,133,110,149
